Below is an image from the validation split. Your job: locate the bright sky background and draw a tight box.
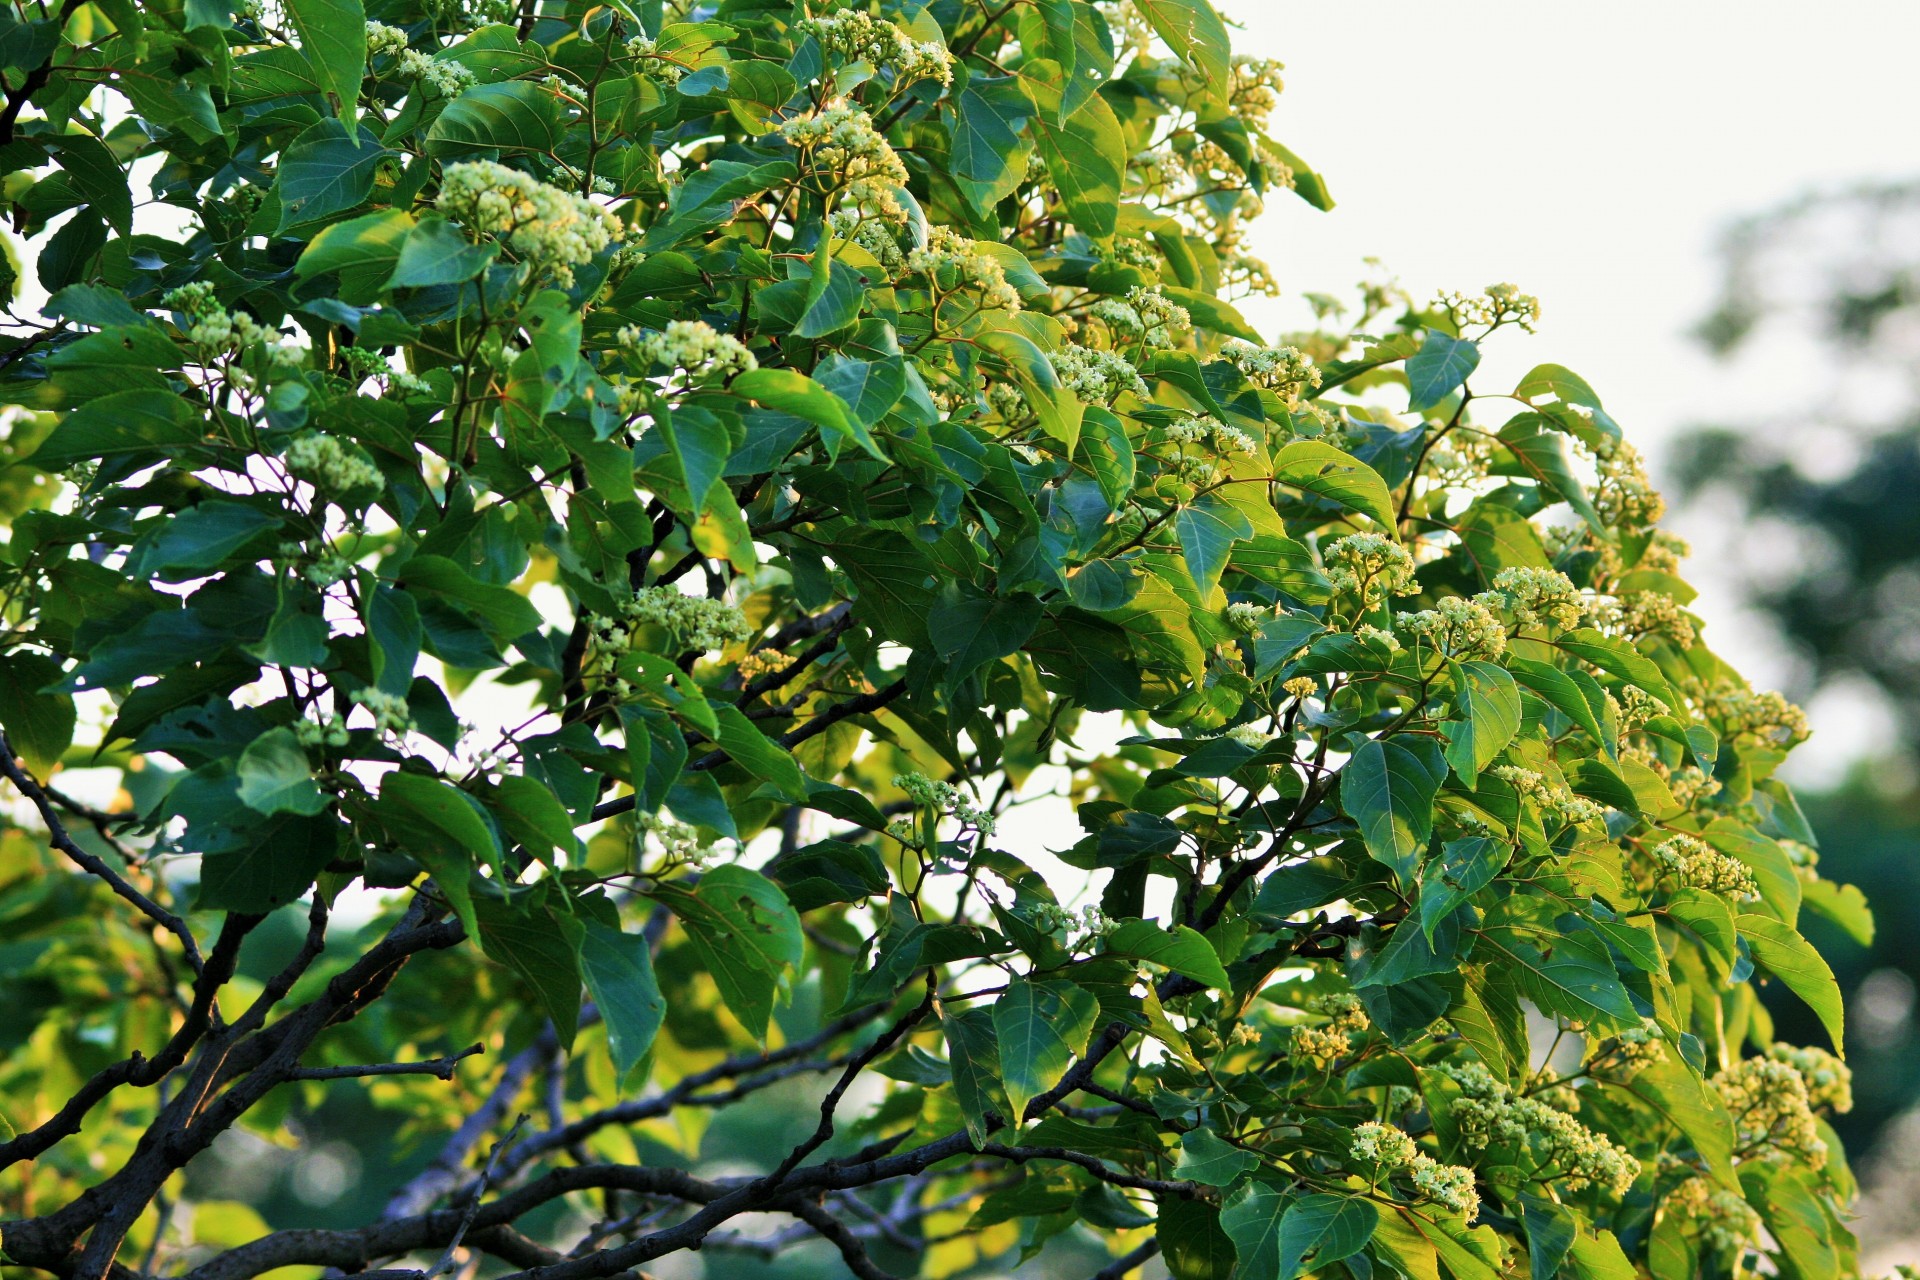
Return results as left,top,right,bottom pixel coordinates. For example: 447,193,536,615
1220,0,1920,787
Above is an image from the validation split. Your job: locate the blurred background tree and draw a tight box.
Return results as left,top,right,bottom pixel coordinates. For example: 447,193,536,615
1672,178,1920,1265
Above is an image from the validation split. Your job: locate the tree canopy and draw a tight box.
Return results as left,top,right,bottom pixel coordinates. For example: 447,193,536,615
0,1,1880,1279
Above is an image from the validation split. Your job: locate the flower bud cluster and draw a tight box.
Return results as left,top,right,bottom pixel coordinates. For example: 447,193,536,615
295,713,350,748
620,320,758,381
1049,345,1149,404
1652,834,1759,899
829,211,909,275
1306,991,1371,1033
895,770,997,834
1590,1018,1666,1073
1434,1061,1640,1196
1591,440,1666,530
1610,590,1696,648
1353,623,1401,652
1665,1176,1761,1256
1711,1054,1828,1167
365,20,411,57
1348,1122,1480,1219
1322,533,1419,607
906,227,1022,312
796,10,953,87
397,49,475,96
355,687,415,737
781,104,910,221
1221,722,1272,748
1227,56,1286,128
1399,593,1509,661
1703,686,1810,749
285,433,385,494
338,345,432,397
162,283,306,369
1224,601,1267,636
1221,340,1320,402
1092,286,1191,348
1031,901,1118,941
635,810,722,869
436,161,621,284
1490,765,1605,827
1165,413,1256,457
1767,1042,1852,1113
1282,676,1318,701
1491,567,1583,632
621,36,685,85
1438,282,1540,333
627,587,751,653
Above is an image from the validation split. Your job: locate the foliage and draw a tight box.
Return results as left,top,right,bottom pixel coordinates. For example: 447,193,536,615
0,2,1881,1280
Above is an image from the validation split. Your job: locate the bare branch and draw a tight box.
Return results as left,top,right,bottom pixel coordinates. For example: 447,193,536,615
289,1045,484,1082
1091,1239,1161,1280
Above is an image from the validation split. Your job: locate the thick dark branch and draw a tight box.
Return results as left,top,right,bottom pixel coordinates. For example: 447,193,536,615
783,1201,902,1280
0,728,203,970
0,912,255,1172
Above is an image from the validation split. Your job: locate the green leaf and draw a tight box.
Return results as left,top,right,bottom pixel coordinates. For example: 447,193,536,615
198,813,340,913
1704,818,1802,926
1518,1195,1576,1280
812,351,906,428
1218,1179,1290,1280
1405,329,1480,412
730,368,879,461
579,919,665,1076
1736,913,1846,1054
711,703,809,801
1273,440,1396,528
49,135,133,234
1479,921,1640,1033
1498,418,1602,532
389,215,498,288
1800,877,1874,946
643,160,794,251
1104,919,1230,988
1419,837,1503,943
1135,0,1231,111
475,891,585,1048
993,977,1100,1122
373,771,504,936
1078,406,1136,507
976,328,1082,454
1665,886,1739,976
397,555,543,640
425,81,562,155
943,1006,1003,1147
928,582,1044,688
1507,657,1610,753
31,389,199,469
490,774,581,863
654,865,803,1041
1173,1127,1256,1187
128,500,279,580
1341,736,1448,888
1553,627,1680,712
1276,1194,1378,1280
274,120,392,231
1441,660,1521,787
947,75,1036,214
1613,1052,1739,1190
284,0,366,125
235,727,326,816
1159,1199,1237,1280
1174,492,1252,593
0,653,76,775
1023,69,1125,240
1562,1225,1637,1280
293,209,416,290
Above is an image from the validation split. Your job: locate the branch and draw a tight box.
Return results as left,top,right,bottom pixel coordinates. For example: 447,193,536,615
783,1200,903,1280
289,1045,484,1082
976,1144,1200,1196
424,1114,528,1280
0,727,203,970
1091,1239,1160,1280
384,1025,555,1220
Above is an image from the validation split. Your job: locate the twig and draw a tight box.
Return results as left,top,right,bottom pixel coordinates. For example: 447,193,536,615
426,1114,529,1280
1091,1238,1161,1280
290,1045,484,1082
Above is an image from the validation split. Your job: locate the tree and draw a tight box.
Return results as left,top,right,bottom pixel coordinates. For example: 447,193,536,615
0,1,1876,1278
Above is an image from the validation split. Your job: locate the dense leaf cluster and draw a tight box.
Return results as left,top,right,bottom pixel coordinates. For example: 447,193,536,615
0,0,1881,1278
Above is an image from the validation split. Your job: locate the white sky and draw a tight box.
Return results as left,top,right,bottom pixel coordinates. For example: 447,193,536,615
1221,0,1920,785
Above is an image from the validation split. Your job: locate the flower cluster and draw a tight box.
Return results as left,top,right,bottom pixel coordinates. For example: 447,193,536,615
1591,439,1666,530
1665,1176,1761,1256
1651,834,1759,899
1092,286,1191,348
337,345,432,396
1492,566,1584,632
397,49,476,97
1221,341,1320,402
355,687,415,737
1435,1061,1640,1196
1711,1054,1828,1167
1438,282,1541,333
1590,1019,1667,1073
620,320,758,382
1227,56,1286,129
1282,676,1318,701
1400,593,1509,660
1221,722,1271,748
1049,345,1149,404
906,227,1022,312
1032,901,1119,941
436,161,621,284
162,283,305,369
1166,413,1257,457
630,588,750,652
1322,533,1419,608
781,104,910,221
1703,686,1811,749
830,211,908,275
365,20,410,57
622,36,685,86
895,771,997,834
1347,1122,1480,1219
795,10,953,87
1611,590,1696,648
635,810,722,870
1767,1042,1852,1113
294,713,350,749
1224,601,1268,636
284,433,384,494
1489,765,1606,827
1306,991,1370,1033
